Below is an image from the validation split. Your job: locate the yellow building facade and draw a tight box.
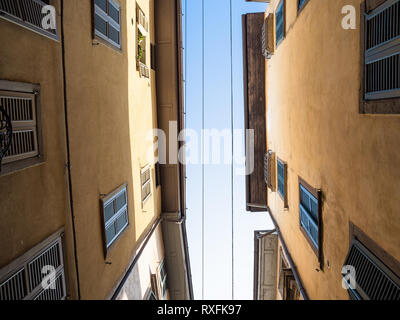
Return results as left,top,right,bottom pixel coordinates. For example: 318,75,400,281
0,0,191,300
258,0,400,299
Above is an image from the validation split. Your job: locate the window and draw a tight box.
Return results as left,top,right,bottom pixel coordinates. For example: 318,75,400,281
158,261,167,298
0,229,66,300
100,184,129,256
0,80,44,176
299,178,321,257
151,43,157,70
137,4,150,78
262,14,274,59
275,0,285,47
277,158,288,207
141,166,151,205
94,0,121,49
0,0,59,41
155,162,161,187
360,0,400,113
145,289,157,300
343,239,400,300
264,150,276,192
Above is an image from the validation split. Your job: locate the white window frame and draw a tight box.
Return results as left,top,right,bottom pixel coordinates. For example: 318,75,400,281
94,0,121,49
141,165,152,207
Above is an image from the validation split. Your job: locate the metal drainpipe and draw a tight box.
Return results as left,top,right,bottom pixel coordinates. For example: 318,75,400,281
60,0,81,300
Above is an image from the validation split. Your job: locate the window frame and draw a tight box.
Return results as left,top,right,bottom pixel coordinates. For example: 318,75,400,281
277,157,288,208
298,177,323,266
92,0,122,51
100,183,129,258
359,0,400,114
158,260,167,299
0,80,44,177
141,165,152,206
136,3,150,78
275,0,286,48
0,0,59,41
344,223,400,300
0,228,67,300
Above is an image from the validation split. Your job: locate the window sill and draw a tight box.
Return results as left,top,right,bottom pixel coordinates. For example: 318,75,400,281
93,36,122,54
0,157,45,177
359,96,400,114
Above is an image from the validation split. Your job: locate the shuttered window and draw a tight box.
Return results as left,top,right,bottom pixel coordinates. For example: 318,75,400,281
101,184,129,252
141,166,151,205
0,0,59,41
262,14,274,59
299,183,319,249
343,239,400,300
277,158,288,207
137,4,149,78
94,0,121,49
364,0,400,100
0,231,66,300
298,0,309,11
0,81,43,175
264,151,276,191
158,261,167,298
0,91,39,164
275,0,285,47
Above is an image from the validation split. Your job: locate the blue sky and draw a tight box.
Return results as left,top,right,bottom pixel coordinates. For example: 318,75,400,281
184,0,274,300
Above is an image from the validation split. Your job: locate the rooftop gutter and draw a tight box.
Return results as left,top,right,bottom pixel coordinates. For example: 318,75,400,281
175,0,194,300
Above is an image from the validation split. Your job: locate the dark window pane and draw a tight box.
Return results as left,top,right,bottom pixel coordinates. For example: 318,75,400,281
104,202,114,222
115,191,126,212
108,2,120,24
106,224,116,246
108,25,120,44
95,14,107,36
115,210,128,234
95,0,107,12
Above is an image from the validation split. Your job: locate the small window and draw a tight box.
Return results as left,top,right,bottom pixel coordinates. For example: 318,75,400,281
0,230,66,300
94,0,121,49
0,81,44,176
298,178,321,257
100,184,129,255
155,162,161,187
275,0,285,47
141,166,151,205
0,0,59,41
264,151,276,192
277,158,288,207
158,261,167,298
343,239,400,300
137,4,150,78
145,289,157,300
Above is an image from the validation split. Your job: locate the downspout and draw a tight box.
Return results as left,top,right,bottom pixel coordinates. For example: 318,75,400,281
266,207,309,300
60,0,81,300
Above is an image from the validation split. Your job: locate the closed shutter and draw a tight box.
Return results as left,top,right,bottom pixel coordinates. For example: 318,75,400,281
94,0,121,49
262,14,274,58
299,184,319,249
0,91,39,164
264,151,276,191
0,234,66,300
343,239,400,300
275,0,284,46
0,0,59,40
102,185,129,249
365,0,400,100
277,159,287,205
141,167,151,203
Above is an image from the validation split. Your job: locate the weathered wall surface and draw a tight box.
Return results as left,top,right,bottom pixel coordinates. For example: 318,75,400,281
266,0,400,299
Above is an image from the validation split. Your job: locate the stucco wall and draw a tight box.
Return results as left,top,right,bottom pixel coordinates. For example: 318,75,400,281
265,0,400,299
0,0,74,292
63,0,161,299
